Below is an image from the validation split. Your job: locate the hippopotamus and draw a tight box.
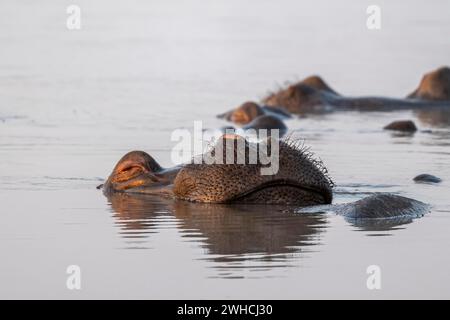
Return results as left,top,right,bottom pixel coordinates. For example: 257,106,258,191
218,114,288,137
241,115,288,137
263,66,450,114
100,134,430,220
296,193,429,219
217,101,291,124
216,101,289,136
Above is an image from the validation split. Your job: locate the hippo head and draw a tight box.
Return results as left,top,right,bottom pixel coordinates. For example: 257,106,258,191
217,101,265,125
408,66,450,101
231,101,266,124
263,83,327,113
299,75,339,95
102,151,177,196
102,135,333,206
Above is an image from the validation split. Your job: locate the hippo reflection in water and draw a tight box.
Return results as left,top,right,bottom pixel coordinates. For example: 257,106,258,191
106,190,419,276
100,134,430,221
108,193,328,256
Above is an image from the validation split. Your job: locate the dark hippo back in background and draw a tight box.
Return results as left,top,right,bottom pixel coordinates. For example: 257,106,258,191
262,67,450,114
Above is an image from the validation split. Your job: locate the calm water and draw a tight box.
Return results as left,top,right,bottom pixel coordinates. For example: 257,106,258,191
1,0,449,299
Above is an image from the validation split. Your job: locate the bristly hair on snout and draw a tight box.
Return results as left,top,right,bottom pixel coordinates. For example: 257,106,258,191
172,133,335,204
192,132,335,190
281,134,335,189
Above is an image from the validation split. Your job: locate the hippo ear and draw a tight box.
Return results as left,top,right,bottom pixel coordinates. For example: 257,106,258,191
300,75,339,95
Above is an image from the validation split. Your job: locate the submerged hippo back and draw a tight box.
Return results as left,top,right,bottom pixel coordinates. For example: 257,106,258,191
334,194,430,219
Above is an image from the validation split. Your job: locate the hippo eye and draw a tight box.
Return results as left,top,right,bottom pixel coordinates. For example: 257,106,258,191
114,165,146,183
119,165,145,174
